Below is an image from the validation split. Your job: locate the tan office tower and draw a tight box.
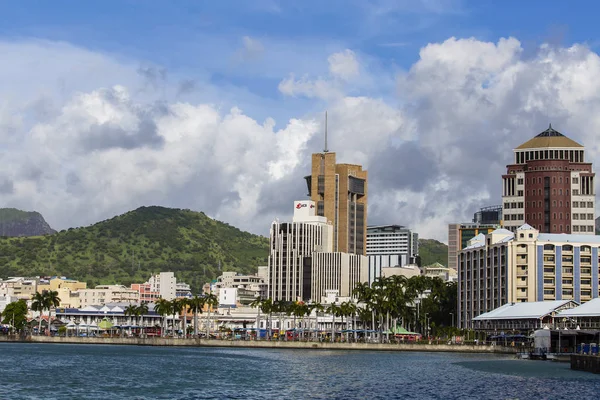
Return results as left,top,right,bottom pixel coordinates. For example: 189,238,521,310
305,152,368,255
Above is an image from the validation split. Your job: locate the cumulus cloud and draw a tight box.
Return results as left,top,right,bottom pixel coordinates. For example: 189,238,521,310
328,49,360,80
3,36,600,243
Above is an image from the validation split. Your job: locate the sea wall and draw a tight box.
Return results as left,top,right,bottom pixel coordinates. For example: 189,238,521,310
571,355,600,374
0,335,517,354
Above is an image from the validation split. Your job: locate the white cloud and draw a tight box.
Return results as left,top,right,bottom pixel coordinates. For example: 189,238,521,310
4,36,600,245
328,49,360,80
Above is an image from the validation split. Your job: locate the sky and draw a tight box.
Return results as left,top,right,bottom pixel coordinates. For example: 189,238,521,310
1,0,600,242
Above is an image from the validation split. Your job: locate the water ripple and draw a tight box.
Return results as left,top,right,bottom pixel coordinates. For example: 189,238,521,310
0,343,598,399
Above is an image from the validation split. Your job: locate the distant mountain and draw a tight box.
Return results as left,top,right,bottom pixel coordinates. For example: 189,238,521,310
0,208,56,237
418,238,448,267
0,206,269,292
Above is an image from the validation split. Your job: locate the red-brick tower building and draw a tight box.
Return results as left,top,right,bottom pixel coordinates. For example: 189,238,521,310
502,125,595,234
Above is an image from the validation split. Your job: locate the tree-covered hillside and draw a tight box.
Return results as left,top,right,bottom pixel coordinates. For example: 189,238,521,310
418,238,448,267
0,206,269,292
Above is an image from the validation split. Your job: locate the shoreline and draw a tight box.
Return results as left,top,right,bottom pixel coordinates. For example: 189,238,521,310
0,335,518,353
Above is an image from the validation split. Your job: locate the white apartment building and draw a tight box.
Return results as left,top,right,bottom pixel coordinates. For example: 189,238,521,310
78,285,140,307
214,269,268,299
0,277,38,300
366,225,418,285
458,224,600,328
147,272,177,300
268,200,368,302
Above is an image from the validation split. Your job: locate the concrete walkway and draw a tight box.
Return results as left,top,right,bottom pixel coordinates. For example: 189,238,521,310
0,335,517,354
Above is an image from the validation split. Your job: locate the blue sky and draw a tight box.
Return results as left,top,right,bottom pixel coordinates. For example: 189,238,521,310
2,0,600,239
1,0,596,123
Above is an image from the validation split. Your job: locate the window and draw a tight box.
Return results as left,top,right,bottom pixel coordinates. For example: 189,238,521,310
573,201,579,207
553,200,557,207
588,214,594,220
581,213,587,220
588,226,594,232
504,202,509,209
573,177,579,184
560,213,563,220
573,189,579,195
574,214,579,220
518,202,523,208
588,201,594,208
517,190,523,196
517,178,523,185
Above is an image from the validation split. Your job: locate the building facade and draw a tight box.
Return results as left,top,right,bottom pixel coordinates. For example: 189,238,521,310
458,224,600,328
502,125,595,234
78,285,140,307
473,205,502,225
447,223,500,271
311,252,368,300
366,225,419,284
304,152,368,255
268,201,333,301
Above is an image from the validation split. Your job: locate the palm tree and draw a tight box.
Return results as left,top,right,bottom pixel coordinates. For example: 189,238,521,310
170,299,184,337
309,302,324,341
249,296,263,339
44,290,61,336
179,298,190,338
154,298,171,337
124,304,137,327
31,292,45,335
327,303,341,343
137,302,149,337
340,301,357,342
259,298,274,340
203,293,218,339
188,296,205,338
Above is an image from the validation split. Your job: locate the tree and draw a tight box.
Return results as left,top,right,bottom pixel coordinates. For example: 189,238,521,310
31,292,46,335
188,296,205,338
154,298,171,337
124,304,137,328
43,290,61,336
178,298,190,338
203,293,218,339
136,303,149,337
1,299,28,332
327,303,342,343
258,298,274,340
249,296,263,339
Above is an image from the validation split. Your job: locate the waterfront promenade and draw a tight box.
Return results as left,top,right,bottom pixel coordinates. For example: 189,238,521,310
0,334,517,353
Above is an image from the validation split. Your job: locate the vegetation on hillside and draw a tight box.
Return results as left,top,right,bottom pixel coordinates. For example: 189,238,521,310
0,206,269,292
418,238,448,267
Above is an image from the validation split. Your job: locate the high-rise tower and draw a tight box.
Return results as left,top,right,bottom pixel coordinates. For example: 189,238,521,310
304,115,368,255
502,125,595,234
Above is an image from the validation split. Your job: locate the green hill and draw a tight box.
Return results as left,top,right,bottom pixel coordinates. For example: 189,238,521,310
0,206,269,292
418,238,448,267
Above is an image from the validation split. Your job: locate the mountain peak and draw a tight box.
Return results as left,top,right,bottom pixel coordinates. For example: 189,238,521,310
0,208,56,237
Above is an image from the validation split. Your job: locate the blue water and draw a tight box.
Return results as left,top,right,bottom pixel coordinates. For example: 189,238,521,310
1,344,599,399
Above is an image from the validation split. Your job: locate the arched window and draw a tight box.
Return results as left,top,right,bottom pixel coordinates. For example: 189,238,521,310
563,245,573,252
544,244,555,251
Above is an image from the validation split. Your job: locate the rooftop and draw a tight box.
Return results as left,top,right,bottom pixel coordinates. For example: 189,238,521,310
473,300,576,320
516,125,583,150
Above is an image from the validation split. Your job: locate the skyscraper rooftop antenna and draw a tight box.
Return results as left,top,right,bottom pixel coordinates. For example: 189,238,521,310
324,111,329,153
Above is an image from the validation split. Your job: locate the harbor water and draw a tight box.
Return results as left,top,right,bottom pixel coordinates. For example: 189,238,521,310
1,343,599,399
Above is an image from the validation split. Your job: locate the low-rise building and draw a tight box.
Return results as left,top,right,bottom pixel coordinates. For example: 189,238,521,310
78,285,140,307
0,277,38,300
423,263,457,282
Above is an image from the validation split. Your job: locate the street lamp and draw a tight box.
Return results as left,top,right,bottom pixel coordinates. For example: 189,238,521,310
450,312,454,328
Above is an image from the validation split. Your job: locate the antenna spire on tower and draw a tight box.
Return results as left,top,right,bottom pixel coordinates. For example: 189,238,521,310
324,111,329,153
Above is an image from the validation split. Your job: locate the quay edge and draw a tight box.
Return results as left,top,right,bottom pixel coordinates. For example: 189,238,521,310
0,335,517,353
